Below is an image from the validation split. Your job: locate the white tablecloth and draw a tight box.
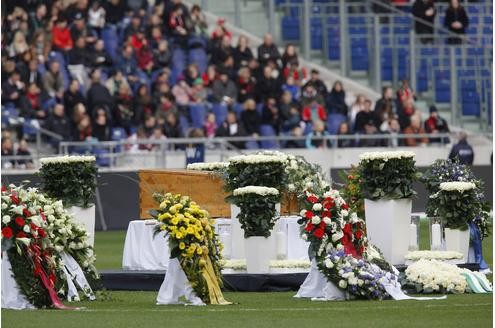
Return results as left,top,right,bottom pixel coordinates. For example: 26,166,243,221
122,217,309,271
122,220,170,270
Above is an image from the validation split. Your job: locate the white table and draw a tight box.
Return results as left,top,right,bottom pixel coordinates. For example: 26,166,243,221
122,217,309,271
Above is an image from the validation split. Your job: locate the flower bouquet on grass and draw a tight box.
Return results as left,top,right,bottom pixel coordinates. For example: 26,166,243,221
150,192,230,305
1,184,98,308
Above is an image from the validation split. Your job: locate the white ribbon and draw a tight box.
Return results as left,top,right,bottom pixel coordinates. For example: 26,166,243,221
60,252,96,301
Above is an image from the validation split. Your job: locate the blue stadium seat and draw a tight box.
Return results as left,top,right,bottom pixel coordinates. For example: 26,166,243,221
212,104,228,127
111,127,127,140
259,124,279,149
281,17,300,41
189,103,207,128
327,114,347,135
93,148,111,167
189,48,208,74
102,27,119,61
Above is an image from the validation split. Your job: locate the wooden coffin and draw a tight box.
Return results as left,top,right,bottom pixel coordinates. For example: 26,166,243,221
139,169,300,218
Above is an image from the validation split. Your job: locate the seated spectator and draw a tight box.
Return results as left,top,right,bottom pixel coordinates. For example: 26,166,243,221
359,121,382,147
73,114,92,141
105,70,130,96
233,35,254,69
136,42,155,74
124,12,142,40
44,103,72,143
380,117,402,147
172,78,193,112
396,79,415,108
326,81,348,116
302,99,327,123
281,76,300,102
183,64,201,86
256,65,280,103
104,0,129,27
155,93,178,121
88,0,106,36
204,112,217,138
117,45,140,88
31,30,51,65
2,70,25,107
424,105,450,143
257,33,280,67
8,30,29,59
215,111,247,149
43,60,64,100
210,18,232,44
90,39,113,70
261,97,283,134
282,59,306,86
212,35,234,66
301,84,325,107
16,139,34,169
185,128,205,164
202,64,218,87
349,94,366,131
449,132,474,164
20,58,43,89
1,138,15,169
86,69,114,116
374,86,396,116
141,114,157,137
63,80,86,119
282,104,302,133
71,103,89,131
19,83,49,120
404,113,429,146
211,70,237,105
285,126,305,148
190,78,207,103
113,84,136,133
303,69,328,100
149,25,164,50
29,3,48,36
354,99,375,133
279,91,295,121
281,43,299,69
134,84,154,120
70,12,96,45
189,4,208,36
168,4,189,47
240,98,261,137
305,120,329,149
51,15,73,52
153,40,172,69
163,112,183,139
237,67,256,103
68,37,91,85
398,98,416,130
92,107,111,141
374,102,394,129
337,122,355,148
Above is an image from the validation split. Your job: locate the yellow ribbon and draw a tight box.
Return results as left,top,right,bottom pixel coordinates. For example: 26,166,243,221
201,254,232,305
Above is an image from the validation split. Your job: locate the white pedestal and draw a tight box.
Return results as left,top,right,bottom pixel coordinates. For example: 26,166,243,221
444,228,470,262
230,204,280,260
364,199,412,265
68,205,96,248
244,236,275,273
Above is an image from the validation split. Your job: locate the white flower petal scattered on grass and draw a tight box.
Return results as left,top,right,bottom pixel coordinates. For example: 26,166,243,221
233,186,279,197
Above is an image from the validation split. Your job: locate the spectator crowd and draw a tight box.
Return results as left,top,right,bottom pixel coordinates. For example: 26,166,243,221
1,0,453,166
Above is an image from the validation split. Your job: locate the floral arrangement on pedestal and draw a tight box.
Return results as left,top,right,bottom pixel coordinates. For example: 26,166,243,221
224,154,288,192
422,159,490,238
38,156,97,208
230,186,281,238
432,182,483,230
1,184,98,308
358,151,418,200
405,250,464,262
150,192,230,305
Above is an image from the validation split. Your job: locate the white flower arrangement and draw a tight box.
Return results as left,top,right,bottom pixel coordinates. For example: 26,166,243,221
40,155,96,165
359,151,416,162
232,186,279,197
405,259,468,293
186,162,229,171
405,251,464,262
439,181,476,192
229,154,287,164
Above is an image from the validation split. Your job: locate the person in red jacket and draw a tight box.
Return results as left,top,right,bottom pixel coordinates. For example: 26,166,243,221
282,59,307,85
302,99,327,123
52,16,73,51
